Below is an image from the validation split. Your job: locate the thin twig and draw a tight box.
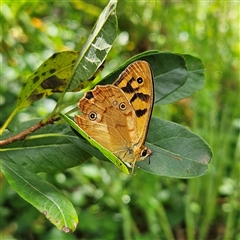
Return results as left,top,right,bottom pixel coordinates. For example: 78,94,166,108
0,116,59,147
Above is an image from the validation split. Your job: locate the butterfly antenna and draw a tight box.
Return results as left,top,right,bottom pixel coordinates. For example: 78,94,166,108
148,155,151,165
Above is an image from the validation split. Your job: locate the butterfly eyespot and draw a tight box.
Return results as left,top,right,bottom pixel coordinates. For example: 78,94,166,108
119,102,126,111
137,77,143,84
112,100,118,106
88,111,97,121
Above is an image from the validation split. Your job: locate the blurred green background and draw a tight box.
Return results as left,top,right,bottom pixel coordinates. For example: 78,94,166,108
1,1,239,239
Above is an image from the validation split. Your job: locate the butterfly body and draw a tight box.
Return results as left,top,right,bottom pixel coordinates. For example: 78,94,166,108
75,61,154,172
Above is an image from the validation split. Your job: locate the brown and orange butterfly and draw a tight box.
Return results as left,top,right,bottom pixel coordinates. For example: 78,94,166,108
74,60,154,173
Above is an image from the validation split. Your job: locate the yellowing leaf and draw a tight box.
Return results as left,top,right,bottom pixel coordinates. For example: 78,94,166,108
17,51,79,110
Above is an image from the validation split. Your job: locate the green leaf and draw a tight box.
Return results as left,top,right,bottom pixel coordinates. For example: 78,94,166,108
69,0,118,91
1,160,78,232
15,1,118,110
142,53,188,104
60,113,130,174
0,120,91,173
100,51,205,105
1,1,119,135
17,51,79,110
137,117,212,178
178,54,205,97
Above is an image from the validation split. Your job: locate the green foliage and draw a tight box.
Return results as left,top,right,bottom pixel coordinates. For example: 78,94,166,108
1,1,239,240
139,117,211,177
1,161,78,233
1,0,118,232
1,119,91,173
101,52,205,105
17,51,79,110
1,45,210,231
0,0,117,134
70,0,117,91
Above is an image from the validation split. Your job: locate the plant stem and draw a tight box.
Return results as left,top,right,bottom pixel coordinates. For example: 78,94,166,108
0,108,18,135
0,116,57,146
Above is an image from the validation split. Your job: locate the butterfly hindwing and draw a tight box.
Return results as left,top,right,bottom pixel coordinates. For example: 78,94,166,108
75,85,140,161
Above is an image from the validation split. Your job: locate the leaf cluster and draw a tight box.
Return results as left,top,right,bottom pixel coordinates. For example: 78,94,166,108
0,0,212,232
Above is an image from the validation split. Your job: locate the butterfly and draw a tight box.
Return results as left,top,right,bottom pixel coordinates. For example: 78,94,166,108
74,60,154,173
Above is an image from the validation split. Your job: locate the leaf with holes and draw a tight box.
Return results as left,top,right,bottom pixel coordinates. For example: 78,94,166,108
69,0,118,91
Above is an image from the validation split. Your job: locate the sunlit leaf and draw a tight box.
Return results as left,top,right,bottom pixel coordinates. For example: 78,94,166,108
15,1,118,110
1,1,118,134
16,51,79,110
1,160,78,232
69,0,118,91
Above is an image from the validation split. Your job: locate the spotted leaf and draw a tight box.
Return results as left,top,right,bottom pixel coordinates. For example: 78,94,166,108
17,51,79,110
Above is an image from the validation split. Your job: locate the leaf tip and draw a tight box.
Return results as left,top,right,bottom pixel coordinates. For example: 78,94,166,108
62,226,72,233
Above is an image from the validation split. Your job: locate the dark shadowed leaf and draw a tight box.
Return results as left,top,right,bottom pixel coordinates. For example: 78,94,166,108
0,119,91,173
136,117,212,178
100,51,205,105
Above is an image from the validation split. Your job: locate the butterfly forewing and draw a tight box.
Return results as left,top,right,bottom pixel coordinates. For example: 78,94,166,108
113,61,154,146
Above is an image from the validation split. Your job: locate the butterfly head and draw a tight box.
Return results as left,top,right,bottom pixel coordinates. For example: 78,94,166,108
139,146,152,161
126,145,151,174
